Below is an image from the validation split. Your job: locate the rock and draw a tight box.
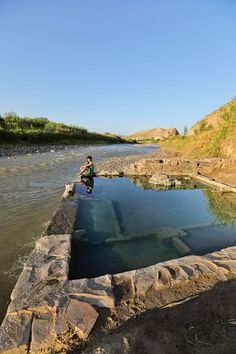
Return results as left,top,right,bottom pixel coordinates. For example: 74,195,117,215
47,259,69,278
64,299,98,338
149,173,175,186
96,170,121,177
0,311,32,353
112,271,136,302
174,179,182,185
134,267,156,296
45,199,78,235
62,182,75,199
64,274,115,308
9,234,71,312
172,237,191,256
31,313,56,351
54,312,69,335
74,229,86,240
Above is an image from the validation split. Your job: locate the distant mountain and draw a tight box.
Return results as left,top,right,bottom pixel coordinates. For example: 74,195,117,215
161,98,236,159
127,127,179,141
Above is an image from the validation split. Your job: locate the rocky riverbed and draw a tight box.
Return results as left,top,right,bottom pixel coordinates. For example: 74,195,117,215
96,150,171,173
0,144,85,157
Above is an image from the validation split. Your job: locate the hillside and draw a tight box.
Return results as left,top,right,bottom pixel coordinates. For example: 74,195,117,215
0,112,125,145
128,127,179,141
161,98,236,159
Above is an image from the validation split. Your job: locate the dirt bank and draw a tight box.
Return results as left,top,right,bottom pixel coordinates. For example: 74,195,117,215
74,279,236,354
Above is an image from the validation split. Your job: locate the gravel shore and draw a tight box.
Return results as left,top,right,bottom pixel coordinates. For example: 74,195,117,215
96,150,170,172
0,144,86,157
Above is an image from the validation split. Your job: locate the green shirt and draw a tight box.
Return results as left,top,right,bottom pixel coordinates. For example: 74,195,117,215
86,162,94,175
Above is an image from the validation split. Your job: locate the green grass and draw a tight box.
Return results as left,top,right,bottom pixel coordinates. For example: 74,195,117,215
0,112,127,145
161,99,236,159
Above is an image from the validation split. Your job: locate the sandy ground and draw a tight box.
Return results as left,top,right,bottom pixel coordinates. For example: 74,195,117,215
71,279,236,354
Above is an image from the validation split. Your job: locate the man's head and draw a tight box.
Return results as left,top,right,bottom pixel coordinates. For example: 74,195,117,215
87,155,92,161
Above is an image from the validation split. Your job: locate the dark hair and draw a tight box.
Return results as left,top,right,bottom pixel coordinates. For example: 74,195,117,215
87,155,92,160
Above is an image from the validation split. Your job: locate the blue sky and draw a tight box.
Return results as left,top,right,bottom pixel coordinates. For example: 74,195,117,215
0,0,236,135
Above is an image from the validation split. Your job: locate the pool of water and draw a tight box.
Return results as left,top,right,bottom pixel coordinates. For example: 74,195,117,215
70,177,236,279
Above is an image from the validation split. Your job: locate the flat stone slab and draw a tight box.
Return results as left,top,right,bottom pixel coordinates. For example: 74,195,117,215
64,274,115,308
64,298,98,338
9,234,71,312
0,311,32,353
46,198,78,235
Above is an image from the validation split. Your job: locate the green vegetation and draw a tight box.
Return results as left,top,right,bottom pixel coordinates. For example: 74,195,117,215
204,190,236,225
135,138,160,144
0,112,126,145
161,98,236,159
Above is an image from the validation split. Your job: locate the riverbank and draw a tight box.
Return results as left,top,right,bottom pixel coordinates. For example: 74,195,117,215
0,142,125,158
0,144,83,157
97,153,236,188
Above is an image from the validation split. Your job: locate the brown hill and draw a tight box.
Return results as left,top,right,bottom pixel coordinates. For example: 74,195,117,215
128,127,179,141
161,98,236,159
188,98,236,136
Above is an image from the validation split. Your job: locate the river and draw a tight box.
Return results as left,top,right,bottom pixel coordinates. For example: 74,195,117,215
0,144,158,323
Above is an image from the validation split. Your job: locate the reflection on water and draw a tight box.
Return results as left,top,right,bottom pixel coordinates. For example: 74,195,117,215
204,190,236,225
79,176,94,194
0,144,158,322
70,177,236,279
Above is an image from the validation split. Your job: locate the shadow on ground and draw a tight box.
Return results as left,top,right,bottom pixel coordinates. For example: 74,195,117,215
70,278,236,354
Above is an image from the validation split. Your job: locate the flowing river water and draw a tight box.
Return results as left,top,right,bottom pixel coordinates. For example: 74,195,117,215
0,144,158,323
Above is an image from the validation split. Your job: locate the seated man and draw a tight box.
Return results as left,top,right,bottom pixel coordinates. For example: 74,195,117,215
79,155,95,177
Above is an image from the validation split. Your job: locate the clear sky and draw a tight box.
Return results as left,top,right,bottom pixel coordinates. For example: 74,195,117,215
0,0,236,135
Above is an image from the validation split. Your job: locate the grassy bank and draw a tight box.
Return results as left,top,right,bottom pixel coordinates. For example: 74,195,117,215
160,98,236,159
0,113,128,145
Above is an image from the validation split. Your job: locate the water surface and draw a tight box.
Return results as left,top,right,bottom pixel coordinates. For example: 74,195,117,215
70,177,236,279
0,144,157,322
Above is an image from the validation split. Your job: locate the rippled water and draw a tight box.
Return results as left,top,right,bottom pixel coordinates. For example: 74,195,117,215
0,144,158,322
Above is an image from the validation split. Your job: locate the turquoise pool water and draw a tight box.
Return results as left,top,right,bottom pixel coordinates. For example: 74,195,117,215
69,177,236,279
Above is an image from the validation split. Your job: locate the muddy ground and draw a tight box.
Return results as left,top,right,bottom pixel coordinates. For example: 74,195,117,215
72,279,236,354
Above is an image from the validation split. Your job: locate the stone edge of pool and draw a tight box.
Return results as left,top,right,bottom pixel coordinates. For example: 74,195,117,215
1,172,236,353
